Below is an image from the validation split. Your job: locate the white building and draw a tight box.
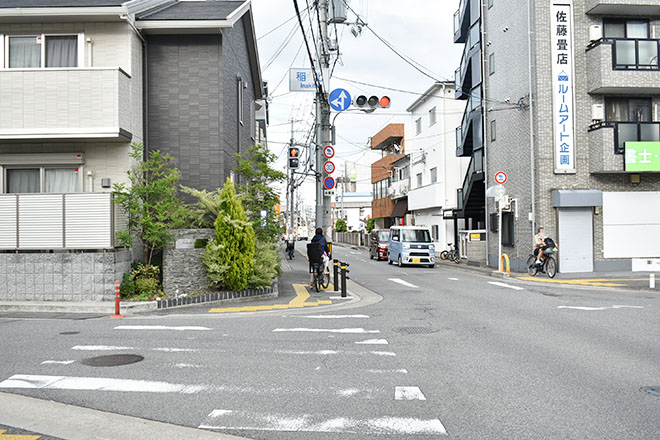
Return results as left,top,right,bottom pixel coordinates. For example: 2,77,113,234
405,82,468,249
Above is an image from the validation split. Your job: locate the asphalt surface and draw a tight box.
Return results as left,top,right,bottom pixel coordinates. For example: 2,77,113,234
0,242,659,439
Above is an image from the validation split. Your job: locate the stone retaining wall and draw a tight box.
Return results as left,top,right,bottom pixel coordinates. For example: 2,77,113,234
163,229,215,297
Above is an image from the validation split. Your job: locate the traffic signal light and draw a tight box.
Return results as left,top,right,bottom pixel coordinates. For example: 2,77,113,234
354,95,391,110
288,146,300,169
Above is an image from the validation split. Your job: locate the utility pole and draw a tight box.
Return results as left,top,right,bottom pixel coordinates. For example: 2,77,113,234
289,118,295,237
315,0,332,236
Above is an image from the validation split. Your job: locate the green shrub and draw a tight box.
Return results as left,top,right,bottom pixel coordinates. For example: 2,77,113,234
366,218,376,232
335,218,347,232
120,262,163,301
248,242,280,288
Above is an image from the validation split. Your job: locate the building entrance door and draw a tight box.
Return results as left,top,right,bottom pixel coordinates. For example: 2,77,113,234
558,207,593,273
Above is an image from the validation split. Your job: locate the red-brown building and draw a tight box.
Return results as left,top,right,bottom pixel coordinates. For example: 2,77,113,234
370,123,406,229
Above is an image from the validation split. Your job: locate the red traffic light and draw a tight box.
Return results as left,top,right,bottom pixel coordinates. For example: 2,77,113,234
354,95,390,109
289,147,300,158
379,96,391,108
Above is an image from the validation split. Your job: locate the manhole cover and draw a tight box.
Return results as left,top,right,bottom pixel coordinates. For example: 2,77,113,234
393,327,438,335
81,354,144,367
642,387,660,396
59,331,80,335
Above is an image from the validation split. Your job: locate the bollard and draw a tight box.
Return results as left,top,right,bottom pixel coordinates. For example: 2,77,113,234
651,273,656,289
333,259,339,292
340,261,348,298
110,280,125,319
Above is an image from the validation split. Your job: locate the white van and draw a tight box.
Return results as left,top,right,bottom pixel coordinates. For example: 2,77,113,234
388,226,435,268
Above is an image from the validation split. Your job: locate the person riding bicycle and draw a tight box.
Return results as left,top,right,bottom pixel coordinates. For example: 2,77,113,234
308,228,330,288
532,227,558,268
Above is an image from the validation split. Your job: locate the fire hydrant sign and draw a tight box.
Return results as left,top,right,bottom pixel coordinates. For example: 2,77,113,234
323,160,335,174
494,171,507,184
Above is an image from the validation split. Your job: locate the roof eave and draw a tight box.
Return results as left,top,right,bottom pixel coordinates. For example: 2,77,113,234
0,6,126,18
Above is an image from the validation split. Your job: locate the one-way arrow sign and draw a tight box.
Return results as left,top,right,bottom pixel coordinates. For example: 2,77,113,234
329,88,351,112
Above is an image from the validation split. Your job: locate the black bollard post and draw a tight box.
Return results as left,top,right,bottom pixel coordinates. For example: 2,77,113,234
340,261,347,298
333,259,339,292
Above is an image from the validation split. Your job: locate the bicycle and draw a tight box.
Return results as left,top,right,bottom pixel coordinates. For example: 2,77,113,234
285,240,295,260
440,243,461,264
526,248,557,278
307,243,330,292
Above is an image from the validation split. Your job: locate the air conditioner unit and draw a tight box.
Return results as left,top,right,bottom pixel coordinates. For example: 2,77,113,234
589,25,603,42
591,103,605,121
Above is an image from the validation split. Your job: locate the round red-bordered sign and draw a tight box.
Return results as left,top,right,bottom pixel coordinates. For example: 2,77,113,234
323,176,335,190
323,145,335,159
323,160,335,174
494,171,508,184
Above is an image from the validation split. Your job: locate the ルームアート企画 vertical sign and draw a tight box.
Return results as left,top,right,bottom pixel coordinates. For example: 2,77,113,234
551,1,576,174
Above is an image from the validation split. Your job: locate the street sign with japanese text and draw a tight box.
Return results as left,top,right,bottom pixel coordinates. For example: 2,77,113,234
625,142,660,171
289,68,317,92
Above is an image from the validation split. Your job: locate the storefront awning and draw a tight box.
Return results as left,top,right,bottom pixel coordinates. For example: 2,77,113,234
392,198,408,218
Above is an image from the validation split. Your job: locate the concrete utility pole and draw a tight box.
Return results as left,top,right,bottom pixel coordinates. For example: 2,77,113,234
289,118,295,236
315,0,332,236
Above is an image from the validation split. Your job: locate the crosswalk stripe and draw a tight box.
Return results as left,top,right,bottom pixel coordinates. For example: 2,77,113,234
40,360,75,365
395,386,426,401
488,281,525,291
0,375,210,394
355,339,388,345
388,278,419,288
199,410,447,435
272,328,380,334
114,325,212,331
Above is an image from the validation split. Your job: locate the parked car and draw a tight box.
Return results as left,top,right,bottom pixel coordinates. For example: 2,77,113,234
388,226,435,268
369,229,390,261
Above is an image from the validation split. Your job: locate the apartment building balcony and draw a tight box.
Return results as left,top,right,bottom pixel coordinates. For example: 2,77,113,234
0,192,119,250
408,182,443,211
589,121,660,173
455,21,481,99
0,68,133,142
586,39,660,95
586,0,660,16
457,152,484,218
456,94,482,157
388,179,409,200
453,0,469,43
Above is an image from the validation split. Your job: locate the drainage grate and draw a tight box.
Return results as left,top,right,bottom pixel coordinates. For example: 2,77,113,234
59,331,80,335
642,387,660,397
81,354,144,367
393,327,438,335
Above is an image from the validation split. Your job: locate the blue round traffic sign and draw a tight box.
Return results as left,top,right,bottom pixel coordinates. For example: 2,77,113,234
494,171,508,184
324,176,335,190
329,88,351,112
323,145,335,159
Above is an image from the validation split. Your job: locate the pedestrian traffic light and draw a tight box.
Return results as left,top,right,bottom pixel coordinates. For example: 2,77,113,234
288,146,300,169
354,95,391,110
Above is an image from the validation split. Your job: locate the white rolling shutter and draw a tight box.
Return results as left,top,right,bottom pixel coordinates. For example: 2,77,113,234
558,208,593,273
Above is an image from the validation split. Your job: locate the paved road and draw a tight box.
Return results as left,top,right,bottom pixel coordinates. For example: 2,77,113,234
0,242,659,439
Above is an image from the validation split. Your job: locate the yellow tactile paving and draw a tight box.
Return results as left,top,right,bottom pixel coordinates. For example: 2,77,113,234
208,283,333,313
516,277,647,287
0,430,41,439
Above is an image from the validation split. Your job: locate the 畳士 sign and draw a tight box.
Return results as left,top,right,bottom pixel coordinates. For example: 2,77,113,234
551,2,576,174
625,142,660,172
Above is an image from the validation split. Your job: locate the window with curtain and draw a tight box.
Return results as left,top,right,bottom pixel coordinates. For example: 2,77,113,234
605,98,651,121
8,36,41,68
45,168,79,193
46,36,77,67
7,169,40,193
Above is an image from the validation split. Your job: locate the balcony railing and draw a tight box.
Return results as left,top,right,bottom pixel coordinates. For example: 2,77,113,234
456,88,481,154
456,20,481,94
586,40,660,94
590,121,660,154
454,0,468,42
0,193,118,250
610,39,659,70
459,152,483,208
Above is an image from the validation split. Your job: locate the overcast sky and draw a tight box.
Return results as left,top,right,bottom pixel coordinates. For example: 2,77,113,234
251,0,463,208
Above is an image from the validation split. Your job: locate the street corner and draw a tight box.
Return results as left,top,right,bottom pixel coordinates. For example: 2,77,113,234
0,425,55,440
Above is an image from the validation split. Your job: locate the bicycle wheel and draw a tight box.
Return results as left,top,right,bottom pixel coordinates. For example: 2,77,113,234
322,271,330,289
440,250,449,260
526,255,538,276
546,256,557,278
314,272,321,292
452,251,461,264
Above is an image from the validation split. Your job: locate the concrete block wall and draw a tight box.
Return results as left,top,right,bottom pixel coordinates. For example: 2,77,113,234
0,249,131,301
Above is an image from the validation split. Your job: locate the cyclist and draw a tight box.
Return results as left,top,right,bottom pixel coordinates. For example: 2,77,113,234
532,227,558,269
308,227,330,288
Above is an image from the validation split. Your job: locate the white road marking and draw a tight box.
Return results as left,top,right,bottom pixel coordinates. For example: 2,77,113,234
557,305,645,311
275,349,394,357
388,278,419,288
276,350,339,355
367,369,408,374
297,315,369,319
395,386,426,401
0,375,209,394
272,328,380,334
40,360,75,365
370,351,396,357
488,281,525,291
329,296,354,300
355,339,388,345
448,277,459,281
114,325,212,331
71,345,134,351
153,347,200,352
199,410,447,435
174,363,206,369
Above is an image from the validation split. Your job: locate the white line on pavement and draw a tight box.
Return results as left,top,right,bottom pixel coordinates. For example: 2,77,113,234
557,305,644,311
0,375,209,394
200,410,447,436
114,325,212,331
274,350,394,357
355,339,388,345
328,296,354,300
71,345,134,351
40,360,75,365
366,369,408,374
395,386,426,401
296,315,370,319
448,277,459,281
370,351,396,357
488,281,525,291
272,328,380,334
388,278,419,288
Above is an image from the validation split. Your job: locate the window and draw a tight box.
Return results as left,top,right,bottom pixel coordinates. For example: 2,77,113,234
502,212,515,247
430,167,437,183
237,77,244,126
7,34,80,68
429,107,437,127
603,19,658,70
490,119,497,141
605,98,651,122
603,19,649,39
402,229,431,242
432,225,439,241
415,117,422,135
416,173,422,188
489,52,495,75
488,0,494,8
5,167,80,193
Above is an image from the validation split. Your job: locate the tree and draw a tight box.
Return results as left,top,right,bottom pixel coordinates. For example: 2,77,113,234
366,218,376,232
235,145,286,242
203,178,256,290
335,218,347,232
113,143,186,265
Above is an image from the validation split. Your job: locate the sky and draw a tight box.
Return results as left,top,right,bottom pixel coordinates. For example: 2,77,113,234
251,0,463,211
